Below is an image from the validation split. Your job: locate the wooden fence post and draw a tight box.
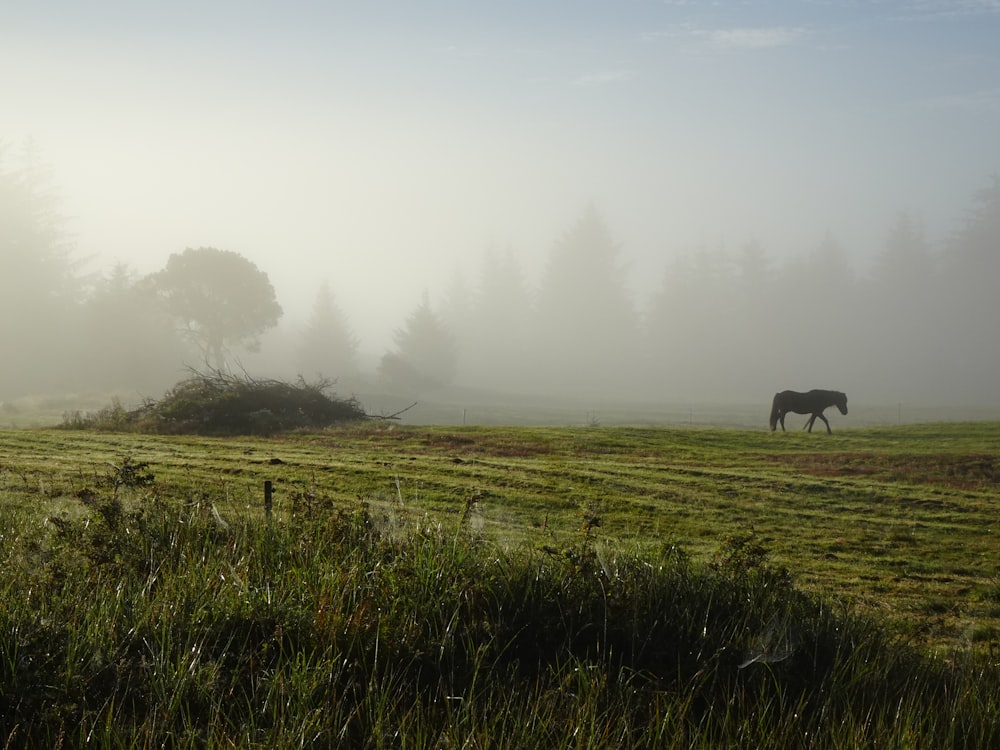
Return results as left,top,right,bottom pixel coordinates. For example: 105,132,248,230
264,479,273,517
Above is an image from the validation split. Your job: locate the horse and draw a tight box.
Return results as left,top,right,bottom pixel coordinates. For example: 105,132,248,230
769,390,847,434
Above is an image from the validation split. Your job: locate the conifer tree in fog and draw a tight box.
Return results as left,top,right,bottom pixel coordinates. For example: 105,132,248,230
731,240,782,396
440,268,473,341
80,263,190,392
439,268,474,375
778,232,858,374
457,244,534,391
378,292,457,391
0,144,80,397
939,177,1000,398
861,213,941,399
532,205,638,395
870,213,934,294
297,281,359,381
643,247,739,399
945,176,1000,297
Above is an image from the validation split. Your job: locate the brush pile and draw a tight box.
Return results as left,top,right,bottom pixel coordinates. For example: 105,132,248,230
64,370,367,435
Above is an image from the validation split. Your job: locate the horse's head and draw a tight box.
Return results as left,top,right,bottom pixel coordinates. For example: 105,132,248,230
836,392,848,415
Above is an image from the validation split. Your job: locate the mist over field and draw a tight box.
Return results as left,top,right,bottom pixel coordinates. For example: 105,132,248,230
2,1,999,423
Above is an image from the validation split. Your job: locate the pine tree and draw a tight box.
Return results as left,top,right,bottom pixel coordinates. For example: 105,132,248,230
0,145,81,397
460,244,535,390
79,263,190,392
298,281,360,381
379,292,457,391
532,205,638,394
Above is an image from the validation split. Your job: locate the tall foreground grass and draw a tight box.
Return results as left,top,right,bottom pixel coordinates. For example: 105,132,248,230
2,473,998,748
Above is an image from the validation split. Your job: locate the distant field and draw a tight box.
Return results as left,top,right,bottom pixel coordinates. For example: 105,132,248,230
2,421,998,655
383,395,1000,429
7,386,1000,430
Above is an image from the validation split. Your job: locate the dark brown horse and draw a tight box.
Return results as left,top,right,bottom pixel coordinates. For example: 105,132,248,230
769,390,847,434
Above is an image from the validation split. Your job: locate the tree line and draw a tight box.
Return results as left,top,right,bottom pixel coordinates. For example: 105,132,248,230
2,144,999,408
439,187,1000,406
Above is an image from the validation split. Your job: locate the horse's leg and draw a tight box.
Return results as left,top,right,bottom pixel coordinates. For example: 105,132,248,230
817,413,832,434
805,415,816,432
779,413,786,431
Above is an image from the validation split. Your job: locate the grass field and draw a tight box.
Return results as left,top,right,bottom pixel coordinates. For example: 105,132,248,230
4,422,998,653
2,422,999,746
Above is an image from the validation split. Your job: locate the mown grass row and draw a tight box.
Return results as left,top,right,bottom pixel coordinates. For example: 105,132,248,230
2,459,998,749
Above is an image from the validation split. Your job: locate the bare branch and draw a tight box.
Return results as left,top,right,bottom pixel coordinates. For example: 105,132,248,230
372,401,418,421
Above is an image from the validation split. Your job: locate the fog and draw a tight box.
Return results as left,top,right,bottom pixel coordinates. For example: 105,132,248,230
2,2,1000,423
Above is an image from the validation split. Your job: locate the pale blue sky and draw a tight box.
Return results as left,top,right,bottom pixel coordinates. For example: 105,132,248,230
3,1,998,346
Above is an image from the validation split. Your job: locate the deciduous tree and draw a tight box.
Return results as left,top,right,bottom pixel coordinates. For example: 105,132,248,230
150,247,283,369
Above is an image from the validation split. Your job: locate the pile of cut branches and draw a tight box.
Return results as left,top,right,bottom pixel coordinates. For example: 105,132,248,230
64,370,368,435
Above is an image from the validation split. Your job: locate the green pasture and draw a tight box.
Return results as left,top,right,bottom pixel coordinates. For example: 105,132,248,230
3,421,1000,747
3,421,998,654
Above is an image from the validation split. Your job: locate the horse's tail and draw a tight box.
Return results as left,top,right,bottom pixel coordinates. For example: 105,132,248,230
769,393,780,431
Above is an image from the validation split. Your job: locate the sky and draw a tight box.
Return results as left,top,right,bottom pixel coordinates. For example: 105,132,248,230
3,0,999,352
